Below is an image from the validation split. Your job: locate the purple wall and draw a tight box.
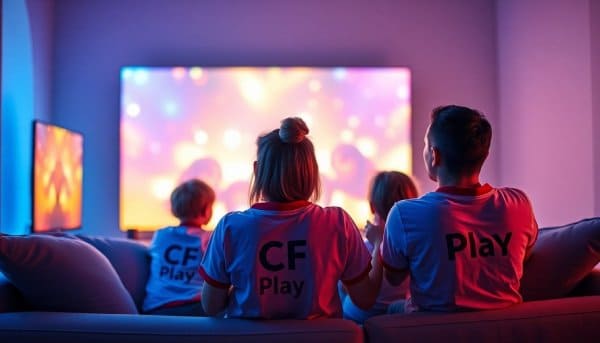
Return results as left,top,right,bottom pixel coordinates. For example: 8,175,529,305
592,1,600,217
496,0,596,227
51,0,499,236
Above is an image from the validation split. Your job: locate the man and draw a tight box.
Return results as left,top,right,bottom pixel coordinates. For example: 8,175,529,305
381,105,538,312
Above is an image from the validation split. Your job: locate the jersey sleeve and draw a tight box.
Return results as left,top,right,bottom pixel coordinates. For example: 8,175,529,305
340,211,372,285
523,193,539,250
381,204,409,271
199,219,230,289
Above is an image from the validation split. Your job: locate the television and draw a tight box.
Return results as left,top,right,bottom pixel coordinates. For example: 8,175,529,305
32,121,83,232
120,67,411,231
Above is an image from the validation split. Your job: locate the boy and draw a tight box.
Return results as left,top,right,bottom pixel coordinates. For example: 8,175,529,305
381,105,538,312
143,179,215,315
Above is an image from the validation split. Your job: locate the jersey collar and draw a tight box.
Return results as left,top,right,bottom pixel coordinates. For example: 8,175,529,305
436,183,493,196
251,200,311,211
179,221,204,229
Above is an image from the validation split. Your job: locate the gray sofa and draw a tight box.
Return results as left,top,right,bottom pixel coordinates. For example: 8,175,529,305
0,234,599,342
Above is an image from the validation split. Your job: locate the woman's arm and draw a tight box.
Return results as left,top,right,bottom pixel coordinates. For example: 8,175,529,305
344,221,384,310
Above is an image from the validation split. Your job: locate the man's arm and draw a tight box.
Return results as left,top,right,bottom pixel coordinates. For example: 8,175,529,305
384,265,409,286
201,283,229,316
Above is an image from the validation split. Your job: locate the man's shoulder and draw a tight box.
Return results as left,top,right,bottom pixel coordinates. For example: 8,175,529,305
394,192,446,208
493,187,532,203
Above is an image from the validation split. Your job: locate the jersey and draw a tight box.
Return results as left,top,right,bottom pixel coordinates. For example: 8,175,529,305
200,200,372,319
381,184,538,312
143,225,212,312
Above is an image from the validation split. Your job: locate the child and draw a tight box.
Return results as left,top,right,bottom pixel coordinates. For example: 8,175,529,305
142,179,215,315
199,117,382,319
381,105,538,313
342,171,418,323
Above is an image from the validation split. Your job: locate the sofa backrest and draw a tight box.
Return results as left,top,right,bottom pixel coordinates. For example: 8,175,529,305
75,235,150,311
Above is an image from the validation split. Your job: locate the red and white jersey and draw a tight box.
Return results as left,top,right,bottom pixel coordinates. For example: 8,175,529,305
381,184,538,312
200,200,371,319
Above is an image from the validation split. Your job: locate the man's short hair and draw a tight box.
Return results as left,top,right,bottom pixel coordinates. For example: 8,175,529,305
429,105,492,175
170,179,215,221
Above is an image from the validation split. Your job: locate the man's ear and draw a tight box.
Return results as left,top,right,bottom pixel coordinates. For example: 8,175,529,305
431,147,442,167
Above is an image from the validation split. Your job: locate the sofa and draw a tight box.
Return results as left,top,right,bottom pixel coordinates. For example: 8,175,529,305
0,218,599,342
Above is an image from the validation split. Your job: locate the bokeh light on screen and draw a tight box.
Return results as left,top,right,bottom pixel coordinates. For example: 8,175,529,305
120,67,411,231
33,122,83,232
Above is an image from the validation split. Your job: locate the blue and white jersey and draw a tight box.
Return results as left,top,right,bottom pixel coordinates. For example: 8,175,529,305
143,226,211,312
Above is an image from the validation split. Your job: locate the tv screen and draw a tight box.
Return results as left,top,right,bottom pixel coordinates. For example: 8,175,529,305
120,67,411,231
32,121,83,232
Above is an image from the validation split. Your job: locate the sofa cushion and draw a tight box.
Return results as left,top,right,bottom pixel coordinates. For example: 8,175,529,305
521,218,600,301
76,235,150,311
570,264,600,296
0,272,25,313
364,296,600,343
0,234,138,314
0,313,363,343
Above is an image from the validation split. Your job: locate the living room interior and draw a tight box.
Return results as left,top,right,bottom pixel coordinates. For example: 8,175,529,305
0,0,599,342
2,0,599,237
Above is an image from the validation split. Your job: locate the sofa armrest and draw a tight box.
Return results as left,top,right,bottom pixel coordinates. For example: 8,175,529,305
0,272,26,313
0,313,363,343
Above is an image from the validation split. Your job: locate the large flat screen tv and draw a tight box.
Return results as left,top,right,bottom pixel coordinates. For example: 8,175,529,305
120,67,411,231
32,121,83,232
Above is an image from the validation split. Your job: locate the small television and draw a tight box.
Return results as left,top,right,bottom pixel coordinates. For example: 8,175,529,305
32,120,83,232
120,67,412,231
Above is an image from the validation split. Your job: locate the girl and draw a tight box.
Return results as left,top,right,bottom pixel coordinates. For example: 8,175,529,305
343,171,418,323
200,117,382,319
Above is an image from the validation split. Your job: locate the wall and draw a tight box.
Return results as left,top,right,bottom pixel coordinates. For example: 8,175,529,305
592,0,600,217
0,0,53,234
0,0,3,227
52,0,499,236
496,0,596,227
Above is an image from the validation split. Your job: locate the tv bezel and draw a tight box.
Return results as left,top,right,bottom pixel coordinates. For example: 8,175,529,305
31,119,84,233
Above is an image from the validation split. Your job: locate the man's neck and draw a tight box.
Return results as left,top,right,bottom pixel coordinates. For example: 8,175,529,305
436,171,481,189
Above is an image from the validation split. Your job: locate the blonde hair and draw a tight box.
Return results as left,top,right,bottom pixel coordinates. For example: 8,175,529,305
170,179,215,221
369,171,418,221
250,117,321,203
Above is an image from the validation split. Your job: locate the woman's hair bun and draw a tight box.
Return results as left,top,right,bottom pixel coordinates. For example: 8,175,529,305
279,117,309,143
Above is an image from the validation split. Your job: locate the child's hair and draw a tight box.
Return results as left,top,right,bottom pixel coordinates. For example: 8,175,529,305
369,171,418,221
429,105,492,175
170,179,215,221
249,117,321,204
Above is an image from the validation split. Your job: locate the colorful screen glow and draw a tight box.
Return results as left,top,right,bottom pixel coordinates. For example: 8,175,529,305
33,121,83,232
120,67,411,231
